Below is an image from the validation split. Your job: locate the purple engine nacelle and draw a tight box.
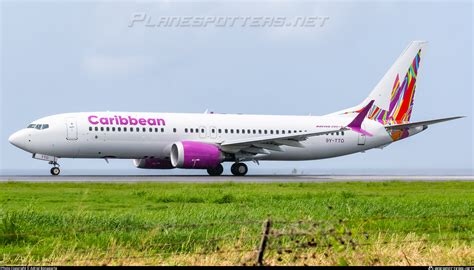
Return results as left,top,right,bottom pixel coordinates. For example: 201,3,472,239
134,158,174,169
170,141,223,169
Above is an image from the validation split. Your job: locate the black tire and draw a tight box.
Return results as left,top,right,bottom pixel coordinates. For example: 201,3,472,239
231,163,248,176
207,164,224,176
230,163,238,175
50,167,60,176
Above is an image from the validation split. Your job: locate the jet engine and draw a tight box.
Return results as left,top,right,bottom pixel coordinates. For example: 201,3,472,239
133,158,174,169
170,141,223,169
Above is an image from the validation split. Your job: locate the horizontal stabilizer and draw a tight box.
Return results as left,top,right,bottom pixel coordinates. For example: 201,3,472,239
385,116,464,130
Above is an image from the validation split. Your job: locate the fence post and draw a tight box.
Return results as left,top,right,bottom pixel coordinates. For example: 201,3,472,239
257,218,272,266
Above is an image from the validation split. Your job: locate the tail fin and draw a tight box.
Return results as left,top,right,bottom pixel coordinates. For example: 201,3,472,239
331,41,428,124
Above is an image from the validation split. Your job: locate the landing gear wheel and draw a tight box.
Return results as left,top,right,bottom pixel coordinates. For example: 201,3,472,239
231,162,248,176
50,167,60,176
207,164,224,176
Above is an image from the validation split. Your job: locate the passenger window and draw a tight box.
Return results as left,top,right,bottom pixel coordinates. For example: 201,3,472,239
190,128,193,133
155,128,158,132
185,128,188,133
288,130,291,134
218,129,222,133
106,127,110,132
342,131,345,136
112,127,115,132
336,132,339,135
118,127,121,132
136,127,139,132
211,129,215,133
236,129,239,134
101,127,104,131
264,130,267,134
124,127,127,132
276,130,279,134
143,127,146,132
247,129,251,134
201,128,205,133
173,128,176,133
149,128,153,132
130,128,133,132
161,128,164,132
95,127,98,131
270,130,274,134
258,130,262,134
253,130,256,134
282,130,285,134
230,129,234,134
225,129,228,134
89,127,92,131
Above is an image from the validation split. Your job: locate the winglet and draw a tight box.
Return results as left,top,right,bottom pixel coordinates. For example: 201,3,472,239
347,100,374,136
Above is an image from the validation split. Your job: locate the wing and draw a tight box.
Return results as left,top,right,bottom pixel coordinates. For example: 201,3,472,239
220,127,347,157
220,100,376,160
385,116,464,131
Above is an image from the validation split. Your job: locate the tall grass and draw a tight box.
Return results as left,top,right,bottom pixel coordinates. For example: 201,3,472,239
0,181,472,265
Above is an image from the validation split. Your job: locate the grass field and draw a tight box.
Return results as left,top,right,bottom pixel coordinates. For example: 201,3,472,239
0,181,473,266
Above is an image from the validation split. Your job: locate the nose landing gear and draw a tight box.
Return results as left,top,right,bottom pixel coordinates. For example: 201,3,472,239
32,154,61,176
50,167,60,176
49,161,60,176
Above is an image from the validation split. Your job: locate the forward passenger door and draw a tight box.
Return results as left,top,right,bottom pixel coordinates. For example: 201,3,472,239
66,118,78,140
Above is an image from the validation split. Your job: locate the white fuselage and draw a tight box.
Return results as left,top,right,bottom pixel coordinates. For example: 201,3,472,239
9,112,409,162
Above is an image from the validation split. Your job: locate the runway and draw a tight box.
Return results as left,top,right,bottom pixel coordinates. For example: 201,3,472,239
0,175,472,182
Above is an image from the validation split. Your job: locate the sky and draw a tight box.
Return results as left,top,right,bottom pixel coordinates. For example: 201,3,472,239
0,1,472,175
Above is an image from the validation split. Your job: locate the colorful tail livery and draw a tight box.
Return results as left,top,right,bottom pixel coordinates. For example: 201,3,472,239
334,41,427,125
332,41,463,142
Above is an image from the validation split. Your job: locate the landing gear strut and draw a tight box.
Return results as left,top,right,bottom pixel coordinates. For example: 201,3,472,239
207,164,224,176
49,161,60,176
231,162,248,176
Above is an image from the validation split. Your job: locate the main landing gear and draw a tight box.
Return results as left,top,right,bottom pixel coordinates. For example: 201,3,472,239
207,164,224,176
49,161,60,176
231,162,248,176
206,163,248,176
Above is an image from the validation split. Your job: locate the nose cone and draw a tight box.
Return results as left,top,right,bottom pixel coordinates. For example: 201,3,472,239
9,130,28,150
9,132,20,146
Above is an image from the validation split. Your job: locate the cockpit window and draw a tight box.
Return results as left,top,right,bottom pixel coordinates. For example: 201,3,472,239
28,123,49,130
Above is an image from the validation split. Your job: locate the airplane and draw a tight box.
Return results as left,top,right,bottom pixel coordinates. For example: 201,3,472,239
8,41,464,176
